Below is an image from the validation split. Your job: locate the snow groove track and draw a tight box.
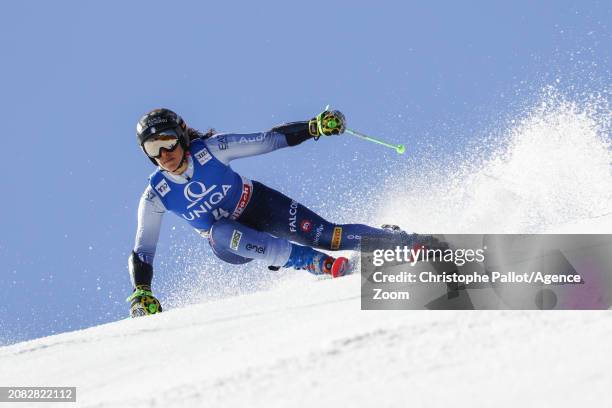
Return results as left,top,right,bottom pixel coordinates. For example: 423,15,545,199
1,268,612,407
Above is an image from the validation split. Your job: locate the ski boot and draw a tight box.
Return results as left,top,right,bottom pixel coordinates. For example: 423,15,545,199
284,244,349,278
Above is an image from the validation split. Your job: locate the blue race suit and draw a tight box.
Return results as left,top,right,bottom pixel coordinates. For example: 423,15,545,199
131,124,403,286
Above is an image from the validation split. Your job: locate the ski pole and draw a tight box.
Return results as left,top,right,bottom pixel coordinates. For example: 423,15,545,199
345,128,406,155
323,105,405,155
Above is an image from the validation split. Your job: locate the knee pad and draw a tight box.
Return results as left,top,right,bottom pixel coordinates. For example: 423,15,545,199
209,219,236,244
209,220,252,265
208,219,292,267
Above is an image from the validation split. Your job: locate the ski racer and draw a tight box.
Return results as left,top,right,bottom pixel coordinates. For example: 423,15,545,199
128,108,419,317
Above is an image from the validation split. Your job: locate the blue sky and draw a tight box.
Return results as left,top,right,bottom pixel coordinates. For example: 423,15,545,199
0,1,609,343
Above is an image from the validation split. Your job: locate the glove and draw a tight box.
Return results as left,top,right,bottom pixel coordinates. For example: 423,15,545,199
126,285,162,318
308,109,346,137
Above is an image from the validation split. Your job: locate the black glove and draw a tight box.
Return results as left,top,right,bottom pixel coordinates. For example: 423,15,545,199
126,285,162,318
308,110,346,137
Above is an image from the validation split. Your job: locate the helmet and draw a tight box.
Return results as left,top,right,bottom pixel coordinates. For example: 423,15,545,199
136,108,189,165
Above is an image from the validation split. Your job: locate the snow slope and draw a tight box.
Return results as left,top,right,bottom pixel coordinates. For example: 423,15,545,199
1,224,611,408
1,89,611,407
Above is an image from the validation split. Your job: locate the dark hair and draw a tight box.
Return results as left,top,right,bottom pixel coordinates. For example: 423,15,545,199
187,127,216,142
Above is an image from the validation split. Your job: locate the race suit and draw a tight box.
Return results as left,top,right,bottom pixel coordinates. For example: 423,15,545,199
131,122,401,287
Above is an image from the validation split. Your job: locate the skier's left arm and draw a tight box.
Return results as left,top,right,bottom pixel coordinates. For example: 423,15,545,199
205,110,346,164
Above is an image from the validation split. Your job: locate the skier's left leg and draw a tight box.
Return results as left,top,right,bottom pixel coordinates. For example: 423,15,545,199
237,181,413,251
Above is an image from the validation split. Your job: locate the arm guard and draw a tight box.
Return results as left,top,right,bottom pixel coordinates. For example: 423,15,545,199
271,121,318,146
128,251,153,288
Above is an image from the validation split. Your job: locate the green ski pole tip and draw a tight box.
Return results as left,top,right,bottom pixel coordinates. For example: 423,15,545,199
396,144,406,154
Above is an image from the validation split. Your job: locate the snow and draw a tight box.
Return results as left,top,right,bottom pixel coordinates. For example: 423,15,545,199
1,90,611,407
1,230,611,408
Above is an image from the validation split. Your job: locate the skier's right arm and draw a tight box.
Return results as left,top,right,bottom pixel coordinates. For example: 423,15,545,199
128,186,165,317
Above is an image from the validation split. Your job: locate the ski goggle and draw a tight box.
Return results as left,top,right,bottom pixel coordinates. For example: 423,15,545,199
142,130,180,158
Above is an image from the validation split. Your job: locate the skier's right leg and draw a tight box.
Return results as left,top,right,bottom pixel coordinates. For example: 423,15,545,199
208,219,349,277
